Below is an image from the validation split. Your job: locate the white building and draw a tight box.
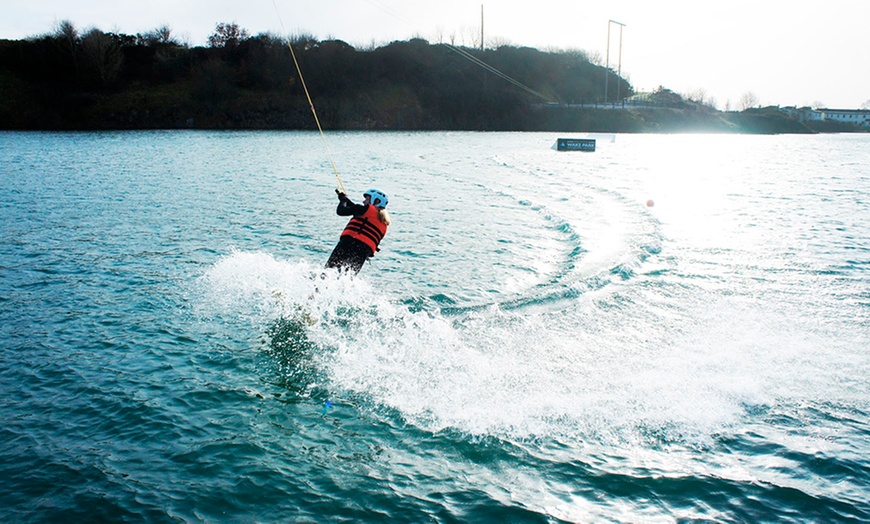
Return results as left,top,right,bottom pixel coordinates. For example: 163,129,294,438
781,106,870,127
819,108,870,127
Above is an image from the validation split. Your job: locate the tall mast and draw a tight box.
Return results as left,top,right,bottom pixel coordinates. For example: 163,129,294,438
480,5,485,52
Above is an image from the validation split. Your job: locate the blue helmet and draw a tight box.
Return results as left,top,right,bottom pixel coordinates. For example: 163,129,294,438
364,188,388,208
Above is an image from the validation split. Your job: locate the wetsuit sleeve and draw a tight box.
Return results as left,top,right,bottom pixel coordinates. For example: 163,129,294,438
336,194,368,217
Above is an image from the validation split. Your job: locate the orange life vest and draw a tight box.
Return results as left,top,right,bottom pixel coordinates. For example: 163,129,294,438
341,204,388,255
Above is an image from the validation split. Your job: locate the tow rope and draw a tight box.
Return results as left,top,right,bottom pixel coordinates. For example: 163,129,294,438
271,0,347,194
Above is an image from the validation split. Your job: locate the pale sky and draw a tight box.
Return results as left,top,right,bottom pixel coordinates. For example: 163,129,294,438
3,0,869,109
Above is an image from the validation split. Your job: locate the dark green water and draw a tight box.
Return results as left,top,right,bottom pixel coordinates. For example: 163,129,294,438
1,131,868,522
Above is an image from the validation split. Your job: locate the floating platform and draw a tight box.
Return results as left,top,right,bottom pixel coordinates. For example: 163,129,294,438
553,138,596,152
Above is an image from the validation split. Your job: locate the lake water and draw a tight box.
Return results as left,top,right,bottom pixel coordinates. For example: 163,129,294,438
1,130,868,522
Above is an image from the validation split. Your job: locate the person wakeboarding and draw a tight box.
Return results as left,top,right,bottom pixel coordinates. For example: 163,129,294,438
325,188,391,274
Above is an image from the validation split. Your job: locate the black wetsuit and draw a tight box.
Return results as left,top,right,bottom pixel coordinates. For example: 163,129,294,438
325,194,377,274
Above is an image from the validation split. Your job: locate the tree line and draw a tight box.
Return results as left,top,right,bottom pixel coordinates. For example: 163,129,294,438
0,21,634,131
2,22,863,133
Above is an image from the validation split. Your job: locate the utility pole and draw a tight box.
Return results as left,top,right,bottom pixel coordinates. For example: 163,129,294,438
480,5,485,52
604,19,625,104
616,20,625,103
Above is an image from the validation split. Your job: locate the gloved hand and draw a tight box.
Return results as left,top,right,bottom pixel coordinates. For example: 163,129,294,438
335,189,347,199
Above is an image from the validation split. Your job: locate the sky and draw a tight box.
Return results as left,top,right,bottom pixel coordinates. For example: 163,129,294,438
3,0,869,109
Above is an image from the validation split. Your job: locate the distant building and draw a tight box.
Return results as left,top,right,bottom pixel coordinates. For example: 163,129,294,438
782,106,870,127
781,106,824,122
818,108,870,127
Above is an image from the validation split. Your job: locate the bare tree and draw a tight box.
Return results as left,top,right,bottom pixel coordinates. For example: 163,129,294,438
738,91,759,110
461,25,481,49
562,48,592,63
55,19,79,47
208,22,249,48
685,88,717,109
289,32,318,51
488,36,513,49
686,88,708,105
55,19,80,76
432,25,445,44
861,99,870,109
707,96,718,110
812,100,826,110
587,50,603,66
81,28,123,85
142,25,179,46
